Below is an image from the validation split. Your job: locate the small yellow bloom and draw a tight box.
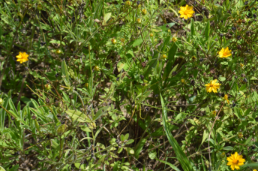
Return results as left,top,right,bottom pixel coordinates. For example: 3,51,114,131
240,63,244,68
150,33,154,37
56,49,62,54
85,83,89,88
238,132,243,139
168,29,171,33
178,5,195,20
253,169,257,171
142,9,147,15
172,37,177,42
224,94,230,104
111,38,117,44
181,79,185,84
218,47,232,58
137,18,141,24
0,98,3,105
94,66,100,71
161,54,167,60
227,152,245,170
125,1,131,6
205,79,221,93
16,52,29,64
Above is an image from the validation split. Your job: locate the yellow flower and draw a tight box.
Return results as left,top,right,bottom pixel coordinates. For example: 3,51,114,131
125,1,131,6
137,18,141,24
240,63,244,68
224,94,230,104
227,152,245,170
181,79,185,84
142,9,147,15
161,54,167,60
238,132,243,139
56,49,62,54
0,98,3,105
150,33,154,37
253,169,257,171
16,52,29,64
94,66,100,71
111,38,117,44
172,37,177,42
168,29,171,33
205,79,221,93
218,47,232,58
178,5,195,20
85,83,89,88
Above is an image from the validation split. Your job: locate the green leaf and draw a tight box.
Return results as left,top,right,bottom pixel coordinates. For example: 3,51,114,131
160,94,193,171
244,136,252,145
204,20,210,40
148,151,157,160
93,106,109,121
201,130,209,145
191,18,195,37
250,76,258,81
134,138,147,159
132,38,143,47
163,44,178,80
156,159,181,171
223,146,234,151
61,60,71,87
218,76,226,82
221,61,228,65
0,166,6,171
103,12,112,24
66,109,95,129
125,139,134,145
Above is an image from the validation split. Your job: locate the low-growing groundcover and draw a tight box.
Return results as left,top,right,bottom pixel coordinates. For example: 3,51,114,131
1,0,258,170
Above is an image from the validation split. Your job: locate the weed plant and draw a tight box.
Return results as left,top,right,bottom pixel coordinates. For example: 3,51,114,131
0,0,258,170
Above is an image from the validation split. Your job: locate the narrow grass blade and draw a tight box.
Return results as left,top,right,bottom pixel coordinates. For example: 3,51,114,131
160,94,193,171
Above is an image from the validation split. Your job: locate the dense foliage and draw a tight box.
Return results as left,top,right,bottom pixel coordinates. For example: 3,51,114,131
1,0,258,170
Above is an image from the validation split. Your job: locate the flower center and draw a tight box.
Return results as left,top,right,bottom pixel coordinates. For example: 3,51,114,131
232,159,239,165
184,11,189,15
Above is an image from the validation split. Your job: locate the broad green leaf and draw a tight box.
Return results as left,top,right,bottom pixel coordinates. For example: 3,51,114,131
0,166,5,171
66,109,96,129
134,138,147,159
133,38,143,47
103,12,111,24
201,130,209,145
93,106,109,121
148,151,157,160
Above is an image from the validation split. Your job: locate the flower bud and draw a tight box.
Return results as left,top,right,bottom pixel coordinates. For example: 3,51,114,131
111,38,117,44
142,9,147,15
